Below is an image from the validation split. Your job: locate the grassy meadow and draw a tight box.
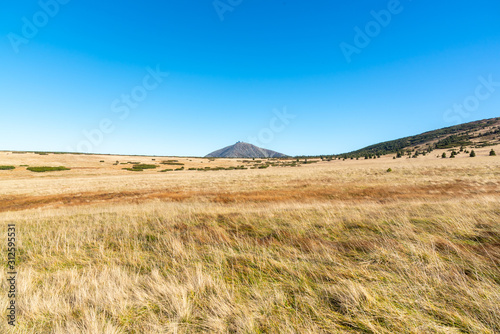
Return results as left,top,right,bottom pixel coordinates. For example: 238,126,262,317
0,147,499,333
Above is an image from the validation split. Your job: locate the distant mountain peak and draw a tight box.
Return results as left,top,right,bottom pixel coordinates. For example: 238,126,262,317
205,142,288,158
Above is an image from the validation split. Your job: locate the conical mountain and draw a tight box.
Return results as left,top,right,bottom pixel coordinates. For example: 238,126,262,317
205,142,288,158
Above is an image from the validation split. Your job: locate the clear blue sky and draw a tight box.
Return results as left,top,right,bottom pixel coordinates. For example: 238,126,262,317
1,0,499,156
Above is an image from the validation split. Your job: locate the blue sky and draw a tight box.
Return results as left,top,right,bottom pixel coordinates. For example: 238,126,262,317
1,0,499,156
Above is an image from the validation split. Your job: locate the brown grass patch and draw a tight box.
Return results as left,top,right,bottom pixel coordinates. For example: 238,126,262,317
1,181,498,213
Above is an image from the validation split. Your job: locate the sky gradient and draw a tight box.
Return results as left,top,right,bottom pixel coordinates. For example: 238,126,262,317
1,0,500,156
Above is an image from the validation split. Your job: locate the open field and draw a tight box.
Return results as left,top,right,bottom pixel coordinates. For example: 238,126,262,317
0,147,499,333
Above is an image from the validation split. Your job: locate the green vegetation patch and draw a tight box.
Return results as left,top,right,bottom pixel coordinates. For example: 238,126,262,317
132,164,157,169
27,166,70,173
0,166,15,170
161,162,184,166
123,164,159,172
187,166,248,172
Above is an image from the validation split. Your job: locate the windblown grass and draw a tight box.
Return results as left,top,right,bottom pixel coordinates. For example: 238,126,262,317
0,152,498,333
0,197,498,333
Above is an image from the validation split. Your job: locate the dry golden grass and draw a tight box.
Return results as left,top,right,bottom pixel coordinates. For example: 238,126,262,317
0,149,499,333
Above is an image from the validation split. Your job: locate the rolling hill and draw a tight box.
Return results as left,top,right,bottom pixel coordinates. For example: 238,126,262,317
332,117,500,158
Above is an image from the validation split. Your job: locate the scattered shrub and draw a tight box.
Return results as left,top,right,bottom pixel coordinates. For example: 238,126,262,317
122,168,143,172
470,150,476,157
161,162,184,166
132,164,157,169
386,168,392,172
27,166,70,173
490,149,496,156
123,164,158,172
0,166,15,170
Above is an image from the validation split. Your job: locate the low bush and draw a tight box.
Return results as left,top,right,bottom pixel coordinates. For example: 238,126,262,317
27,166,70,173
122,168,143,172
159,169,173,172
161,162,184,166
123,164,158,172
132,164,157,170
